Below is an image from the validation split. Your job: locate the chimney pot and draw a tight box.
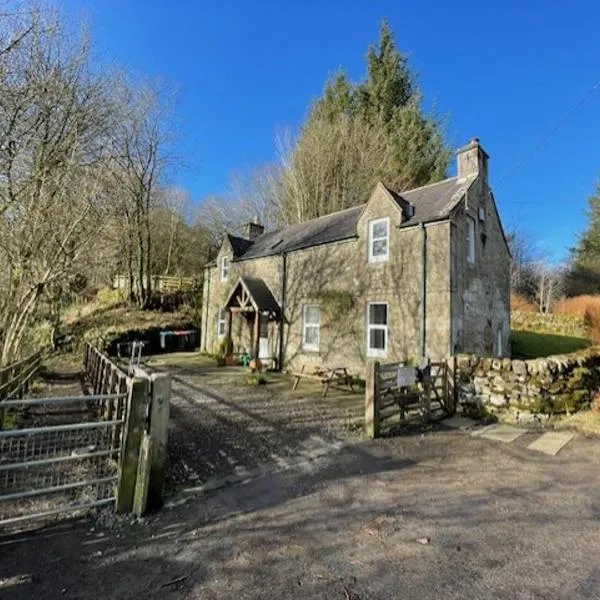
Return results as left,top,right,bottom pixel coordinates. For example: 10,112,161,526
456,137,489,182
243,220,264,240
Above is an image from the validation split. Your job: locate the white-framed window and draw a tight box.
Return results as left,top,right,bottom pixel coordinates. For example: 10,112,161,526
367,302,388,357
368,217,390,263
220,256,230,281
217,308,227,338
466,216,475,263
302,304,320,351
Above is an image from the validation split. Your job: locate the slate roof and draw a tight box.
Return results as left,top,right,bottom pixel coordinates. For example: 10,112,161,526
230,177,466,262
237,205,364,261
226,277,281,315
397,177,464,227
227,234,254,258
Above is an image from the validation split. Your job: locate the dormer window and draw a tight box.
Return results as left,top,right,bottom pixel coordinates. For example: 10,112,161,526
368,217,390,263
220,256,230,281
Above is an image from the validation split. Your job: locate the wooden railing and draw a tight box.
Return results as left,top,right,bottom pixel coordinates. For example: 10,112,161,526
113,274,199,293
365,359,456,439
82,343,171,514
83,343,130,398
0,349,45,401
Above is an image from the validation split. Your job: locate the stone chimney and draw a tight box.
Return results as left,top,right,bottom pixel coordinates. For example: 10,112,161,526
243,217,264,240
456,137,489,183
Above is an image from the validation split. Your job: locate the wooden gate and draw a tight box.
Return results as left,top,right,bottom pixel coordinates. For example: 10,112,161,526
365,358,457,438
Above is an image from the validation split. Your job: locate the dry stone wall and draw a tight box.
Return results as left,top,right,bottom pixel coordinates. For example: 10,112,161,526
456,350,600,422
511,310,586,337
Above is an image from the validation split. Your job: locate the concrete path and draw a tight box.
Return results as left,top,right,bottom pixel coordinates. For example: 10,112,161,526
442,418,576,456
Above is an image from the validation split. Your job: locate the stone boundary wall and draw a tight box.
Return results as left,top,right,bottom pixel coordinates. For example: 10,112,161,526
456,351,600,421
511,310,586,338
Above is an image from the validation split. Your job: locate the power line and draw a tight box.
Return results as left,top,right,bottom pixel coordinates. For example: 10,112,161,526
496,80,600,188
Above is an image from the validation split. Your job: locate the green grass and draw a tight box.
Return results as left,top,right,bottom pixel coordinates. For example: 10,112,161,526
555,410,600,436
511,329,590,359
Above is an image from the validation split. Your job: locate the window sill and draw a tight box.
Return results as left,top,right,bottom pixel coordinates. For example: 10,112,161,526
302,347,320,354
367,350,387,359
368,258,389,265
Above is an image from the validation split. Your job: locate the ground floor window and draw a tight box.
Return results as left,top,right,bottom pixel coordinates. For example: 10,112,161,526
367,302,388,357
302,304,320,351
217,308,227,338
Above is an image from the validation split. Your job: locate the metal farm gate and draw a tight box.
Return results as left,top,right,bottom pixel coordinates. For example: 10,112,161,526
0,392,129,528
0,343,171,530
0,345,134,529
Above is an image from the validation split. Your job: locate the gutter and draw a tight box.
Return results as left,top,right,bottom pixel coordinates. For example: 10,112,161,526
420,223,427,359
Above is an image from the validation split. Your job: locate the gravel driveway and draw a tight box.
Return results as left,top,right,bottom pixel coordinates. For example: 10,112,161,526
159,361,364,489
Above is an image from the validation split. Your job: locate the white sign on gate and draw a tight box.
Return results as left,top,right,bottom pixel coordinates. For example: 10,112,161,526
397,366,417,388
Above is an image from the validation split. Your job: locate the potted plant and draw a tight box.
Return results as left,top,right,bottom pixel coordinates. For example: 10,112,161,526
216,336,234,366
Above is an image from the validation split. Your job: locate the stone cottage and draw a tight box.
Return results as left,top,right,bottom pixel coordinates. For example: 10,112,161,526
201,138,510,372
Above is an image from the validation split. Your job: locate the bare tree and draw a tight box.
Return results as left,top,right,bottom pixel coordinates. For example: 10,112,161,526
0,9,114,364
106,81,172,307
275,114,394,225
506,225,539,295
532,263,564,315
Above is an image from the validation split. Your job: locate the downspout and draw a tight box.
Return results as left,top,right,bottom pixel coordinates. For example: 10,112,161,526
203,266,210,352
278,251,287,371
420,223,427,359
449,222,455,357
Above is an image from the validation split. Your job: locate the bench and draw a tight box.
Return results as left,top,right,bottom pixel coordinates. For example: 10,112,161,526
291,365,354,397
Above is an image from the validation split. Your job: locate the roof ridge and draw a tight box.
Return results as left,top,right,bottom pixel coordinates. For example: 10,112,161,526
286,204,364,225
250,204,364,242
398,176,458,196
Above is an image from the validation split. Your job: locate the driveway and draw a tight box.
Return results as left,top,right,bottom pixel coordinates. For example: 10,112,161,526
155,359,364,490
2,428,600,599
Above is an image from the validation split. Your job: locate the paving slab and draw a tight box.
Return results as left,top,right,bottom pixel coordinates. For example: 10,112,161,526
527,431,575,456
441,416,478,429
478,424,527,443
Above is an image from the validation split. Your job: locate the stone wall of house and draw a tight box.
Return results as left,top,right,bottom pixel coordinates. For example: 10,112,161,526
456,351,600,421
451,178,511,357
511,310,587,337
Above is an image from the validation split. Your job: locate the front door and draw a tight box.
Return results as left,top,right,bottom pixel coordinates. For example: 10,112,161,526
258,318,269,360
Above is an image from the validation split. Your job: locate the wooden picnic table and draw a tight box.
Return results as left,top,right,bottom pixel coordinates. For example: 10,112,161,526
291,365,354,397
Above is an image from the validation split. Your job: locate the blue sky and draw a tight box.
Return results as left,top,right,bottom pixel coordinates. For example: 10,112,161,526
60,0,600,261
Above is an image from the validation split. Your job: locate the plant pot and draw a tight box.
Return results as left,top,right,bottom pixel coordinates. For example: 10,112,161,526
249,358,262,373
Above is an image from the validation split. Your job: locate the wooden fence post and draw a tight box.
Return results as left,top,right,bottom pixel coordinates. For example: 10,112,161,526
133,432,152,516
423,381,431,422
450,355,458,415
83,344,89,374
147,372,171,509
365,360,380,439
116,377,149,514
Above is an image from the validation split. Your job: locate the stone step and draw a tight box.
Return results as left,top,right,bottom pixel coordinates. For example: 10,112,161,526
475,424,527,443
527,431,575,456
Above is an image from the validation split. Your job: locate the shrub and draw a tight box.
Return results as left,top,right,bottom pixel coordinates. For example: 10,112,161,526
553,295,600,317
511,292,536,313
584,304,600,343
217,336,233,357
246,374,267,386
96,287,125,306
